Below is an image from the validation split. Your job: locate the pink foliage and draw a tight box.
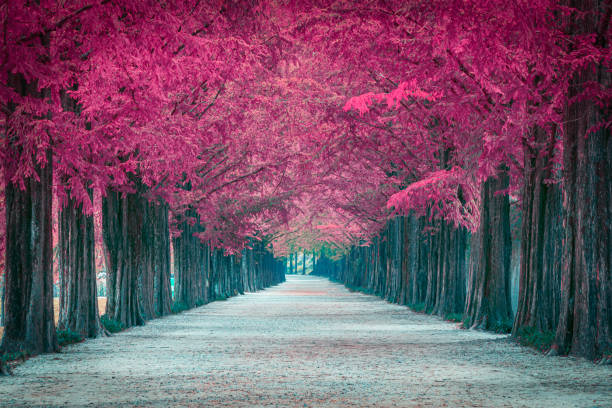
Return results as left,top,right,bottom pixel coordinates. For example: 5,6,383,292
1,0,609,255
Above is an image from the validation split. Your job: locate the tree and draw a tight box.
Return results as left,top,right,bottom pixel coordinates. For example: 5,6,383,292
551,0,611,361
102,189,146,328
464,171,513,331
57,191,105,338
513,127,563,337
173,211,209,309
2,149,57,355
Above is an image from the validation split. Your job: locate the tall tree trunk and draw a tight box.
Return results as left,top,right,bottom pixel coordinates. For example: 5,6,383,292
58,192,105,338
513,127,563,336
424,221,441,312
138,216,155,321
1,277,4,327
553,0,611,361
312,250,316,274
464,171,513,331
173,212,207,309
102,190,145,328
1,149,57,356
386,218,402,304
408,216,428,306
434,226,468,317
146,201,172,317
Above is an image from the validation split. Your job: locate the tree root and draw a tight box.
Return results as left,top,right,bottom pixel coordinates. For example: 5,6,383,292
0,360,12,376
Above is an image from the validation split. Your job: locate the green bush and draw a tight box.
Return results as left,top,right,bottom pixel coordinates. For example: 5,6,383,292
57,329,84,347
100,314,124,333
214,295,228,301
171,301,189,314
515,327,555,352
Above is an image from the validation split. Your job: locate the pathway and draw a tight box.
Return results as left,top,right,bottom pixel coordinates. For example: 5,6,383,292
0,276,610,407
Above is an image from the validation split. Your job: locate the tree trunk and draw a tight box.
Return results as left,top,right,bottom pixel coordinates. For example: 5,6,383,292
312,250,316,274
58,192,105,338
513,127,563,336
386,218,402,303
173,212,207,309
464,171,513,331
145,201,172,317
553,0,611,360
1,277,4,327
1,149,58,356
102,189,145,328
424,221,441,312
434,225,468,317
408,216,428,306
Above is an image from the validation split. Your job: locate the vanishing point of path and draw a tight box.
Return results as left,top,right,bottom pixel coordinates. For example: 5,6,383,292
1,276,610,407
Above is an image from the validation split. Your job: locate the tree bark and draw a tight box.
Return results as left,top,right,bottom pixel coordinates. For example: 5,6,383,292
102,189,145,328
553,0,611,360
1,149,58,356
312,250,316,274
424,220,441,312
143,201,172,318
58,191,105,338
464,171,513,331
409,216,428,306
385,218,402,303
173,211,208,308
513,127,563,336
434,225,468,317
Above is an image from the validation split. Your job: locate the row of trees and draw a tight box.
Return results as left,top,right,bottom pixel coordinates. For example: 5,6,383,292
1,0,610,369
1,1,295,372
286,251,317,275
316,170,603,362
301,0,610,363
4,179,285,358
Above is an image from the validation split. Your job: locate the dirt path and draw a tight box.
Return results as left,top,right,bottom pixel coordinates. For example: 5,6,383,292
1,276,610,407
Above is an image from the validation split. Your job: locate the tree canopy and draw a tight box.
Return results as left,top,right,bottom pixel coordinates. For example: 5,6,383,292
1,0,609,250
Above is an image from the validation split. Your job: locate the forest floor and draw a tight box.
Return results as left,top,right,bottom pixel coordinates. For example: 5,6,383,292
0,276,610,407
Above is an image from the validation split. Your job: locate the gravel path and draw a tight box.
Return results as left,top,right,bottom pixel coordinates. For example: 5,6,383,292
1,275,610,407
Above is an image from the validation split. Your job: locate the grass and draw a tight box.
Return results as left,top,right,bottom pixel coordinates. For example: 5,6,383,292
408,302,427,313
171,301,189,314
214,295,229,301
491,318,514,334
57,329,85,347
100,315,124,333
514,326,555,352
1,350,28,363
346,285,374,295
444,313,464,323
